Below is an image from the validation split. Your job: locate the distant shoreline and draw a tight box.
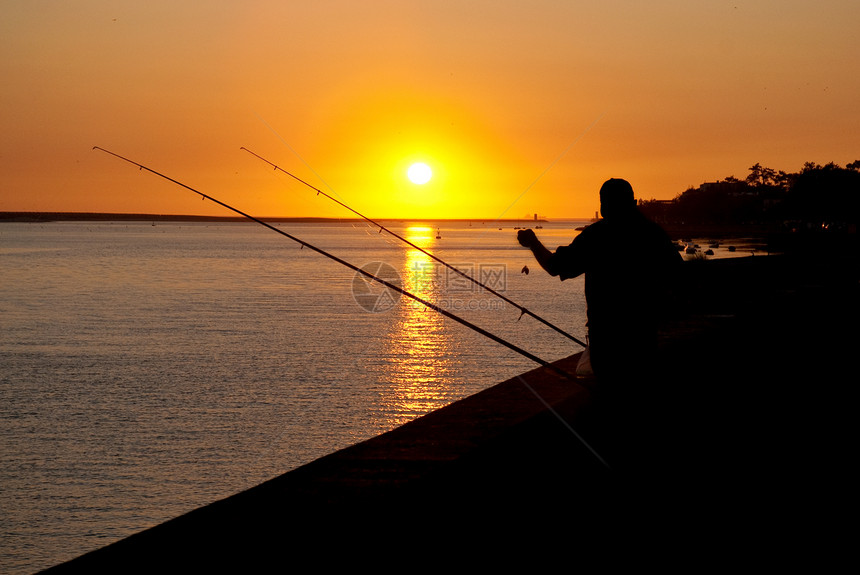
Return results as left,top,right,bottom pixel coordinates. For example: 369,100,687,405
0,211,784,237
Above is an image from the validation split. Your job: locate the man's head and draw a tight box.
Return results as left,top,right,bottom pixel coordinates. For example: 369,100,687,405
599,178,636,219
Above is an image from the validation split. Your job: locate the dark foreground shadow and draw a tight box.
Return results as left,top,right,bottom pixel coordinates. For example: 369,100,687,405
42,253,857,571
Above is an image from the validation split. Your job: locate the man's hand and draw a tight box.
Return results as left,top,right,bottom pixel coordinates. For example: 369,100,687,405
517,228,538,248
516,229,557,277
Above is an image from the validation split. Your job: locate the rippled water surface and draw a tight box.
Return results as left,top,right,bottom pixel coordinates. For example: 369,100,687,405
2,219,594,573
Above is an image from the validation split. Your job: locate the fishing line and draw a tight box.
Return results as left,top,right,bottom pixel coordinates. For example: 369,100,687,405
493,112,605,222
92,146,575,381
240,147,586,348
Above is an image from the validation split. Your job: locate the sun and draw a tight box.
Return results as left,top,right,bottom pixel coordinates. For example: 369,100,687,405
407,162,432,185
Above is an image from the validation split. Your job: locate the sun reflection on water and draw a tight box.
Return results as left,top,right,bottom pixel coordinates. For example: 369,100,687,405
374,225,461,429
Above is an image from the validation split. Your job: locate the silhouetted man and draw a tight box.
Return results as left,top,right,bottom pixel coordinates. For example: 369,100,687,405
518,178,680,469
518,178,680,387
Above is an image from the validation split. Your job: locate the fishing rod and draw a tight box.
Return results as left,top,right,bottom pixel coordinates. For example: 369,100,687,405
92,146,575,381
240,147,587,349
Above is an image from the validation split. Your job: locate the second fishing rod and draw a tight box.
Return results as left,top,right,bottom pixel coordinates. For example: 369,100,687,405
241,147,586,349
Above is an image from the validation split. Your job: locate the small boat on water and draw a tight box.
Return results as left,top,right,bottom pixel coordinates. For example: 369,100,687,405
436,229,441,239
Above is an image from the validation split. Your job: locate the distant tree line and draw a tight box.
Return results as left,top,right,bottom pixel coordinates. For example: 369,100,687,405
639,161,860,232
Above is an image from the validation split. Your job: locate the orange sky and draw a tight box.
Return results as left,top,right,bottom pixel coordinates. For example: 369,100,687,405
1,1,858,219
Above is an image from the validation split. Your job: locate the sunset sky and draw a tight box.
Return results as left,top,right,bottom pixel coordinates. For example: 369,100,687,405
1,1,857,219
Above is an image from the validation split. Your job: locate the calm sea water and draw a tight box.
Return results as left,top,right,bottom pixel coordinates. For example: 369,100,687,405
2,219,599,573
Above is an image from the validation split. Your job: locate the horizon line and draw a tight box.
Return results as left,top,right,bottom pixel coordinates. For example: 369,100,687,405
0,211,596,223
